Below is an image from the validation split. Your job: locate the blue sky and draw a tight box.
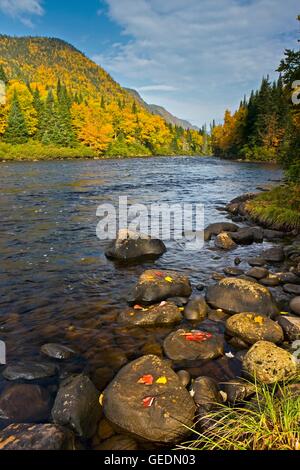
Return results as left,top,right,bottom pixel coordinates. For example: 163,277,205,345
0,0,299,127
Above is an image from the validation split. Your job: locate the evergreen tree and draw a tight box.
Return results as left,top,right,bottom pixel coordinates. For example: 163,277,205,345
0,65,8,84
4,91,29,144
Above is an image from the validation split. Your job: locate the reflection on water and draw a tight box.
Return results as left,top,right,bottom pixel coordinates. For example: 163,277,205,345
0,157,282,383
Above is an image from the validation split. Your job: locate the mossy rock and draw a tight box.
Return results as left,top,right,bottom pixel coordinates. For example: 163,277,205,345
226,313,283,345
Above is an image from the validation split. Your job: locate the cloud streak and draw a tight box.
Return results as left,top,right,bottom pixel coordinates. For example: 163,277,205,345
96,0,299,126
0,0,44,25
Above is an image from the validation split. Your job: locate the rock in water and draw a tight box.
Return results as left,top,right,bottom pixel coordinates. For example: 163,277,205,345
214,232,237,250
41,343,76,360
290,297,300,316
277,316,300,341
163,329,224,361
222,379,256,403
243,341,297,384
226,313,283,345
246,267,269,280
0,384,51,423
119,301,182,326
204,222,239,240
128,269,192,305
283,284,300,295
261,247,285,263
206,277,278,316
192,376,222,411
0,424,75,450
105,229,166,262
184,296,208,321
2,362,57,381
103,355,195,443
230,227,263,245
52,374,101,438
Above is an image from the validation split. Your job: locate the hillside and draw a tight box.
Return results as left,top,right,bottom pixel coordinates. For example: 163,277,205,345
0,36,208,159
125,88,198,130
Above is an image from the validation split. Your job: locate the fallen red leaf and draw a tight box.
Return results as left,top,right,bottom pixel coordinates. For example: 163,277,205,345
143,396,155,408
137,374,154,385
183,331,213,342
134,304,143,310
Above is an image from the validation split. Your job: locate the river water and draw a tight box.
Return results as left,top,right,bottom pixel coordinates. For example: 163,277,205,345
0,156,283,394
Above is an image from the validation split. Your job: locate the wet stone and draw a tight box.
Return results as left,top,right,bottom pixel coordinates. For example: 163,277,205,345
176,370,191,388
0,424,75,450
247,257,267,267
261,247,285,263
184,296,208,322
277,315,300,342
226,313,283,345
214,232,237,250
290,297,300,316
191,376,222,411
2,362,57,381
223,267,244,276
0,384,51,423
119,301,182,327
105,229,166,262
221,379,256,403
260,275,281,287
283,284,300,295
246,267,269,280
95,435,138,451
276,273,300,285
163,328,224,361
41,343,76,360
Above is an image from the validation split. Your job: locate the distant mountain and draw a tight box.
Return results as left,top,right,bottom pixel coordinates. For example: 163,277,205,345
125,88,199,130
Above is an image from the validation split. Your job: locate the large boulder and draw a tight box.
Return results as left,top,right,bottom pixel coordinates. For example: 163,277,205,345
277,315,300,342
0,424,75,450
102,355,196,443
290,297,300,316
214,232,237,250
204,222,239,241
184,296,208,322
230,227,263,245
243,341,297,384
119,301,182,326
0,384,51,423
105,229,166,262
163,329,224,361
52,374,101,438
2,362,57,381
128,270,192,305
226,313,283,345
206,277,278,316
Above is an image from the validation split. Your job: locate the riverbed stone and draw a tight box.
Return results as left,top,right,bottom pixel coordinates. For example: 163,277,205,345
260,274,281,287
247,257,267,267
261,247,285,263
283,284,300,295
226,313,283,345
192,376,222,411
243,341,297,384
290,297,300,316
230,227,264,245
277,315,300,342
95,435,138,451
206,277,278,316
103,355,196,443
0,423,75,450
204,222,239,241
263,229,285,240
119,301,182,326
176,370,191,388
0,384,51,423
184,297,208,322
223,267,244,276
163,328,224,361
105,229,166,262
2,362,57,381
41,343,76,360
276,272,300,285
52,374,101,438
246,267,269,280
221,379,256,403
214,232,237,250
128,269,192,305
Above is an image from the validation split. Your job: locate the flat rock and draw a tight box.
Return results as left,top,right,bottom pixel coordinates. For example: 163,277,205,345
246,267,269,280
206,277,278,316
261,247,285,263
52,374,101,438
184,297,208,321
128,269,192,305
0,424,75,450
223,267,244,276
2,362,57,381
277,315,300,342
283,284,300,295
230,227,263,245
276,272,300,285
243,341,297,384
0,384,51,423
290,297,300,316
263,229,285,240
103,355,196,443
119,301,182,326
247,257,267,267
226,313,283,345
41,343,76,360
214,232,237,250
105,229,166,262
163,328,224,361
260,275,280,287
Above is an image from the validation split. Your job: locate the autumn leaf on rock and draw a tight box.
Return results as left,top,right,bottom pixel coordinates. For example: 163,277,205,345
137,375,154,385
143,396,155,408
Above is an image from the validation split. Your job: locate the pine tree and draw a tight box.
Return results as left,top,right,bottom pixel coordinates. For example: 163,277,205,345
4,91,29,144
0,65,8,84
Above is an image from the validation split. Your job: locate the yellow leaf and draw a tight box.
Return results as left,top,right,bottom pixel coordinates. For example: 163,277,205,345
165,276,173,283
280,311,289,315
99,393,104,406
254,316,264,325
156,376,168,385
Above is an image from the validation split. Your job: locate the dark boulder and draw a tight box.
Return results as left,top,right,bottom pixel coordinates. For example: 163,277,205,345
41,343,76,360
128,269,192,305
163,329,224,361
0,384,51,423
192,376,222,411
2,362,57,381
105,229,166,262
226,313,283,345
290,297,300,316
277,315,300,342
261,247,285,263
52,374,101,438
206,277,278,316
230,227,263,245
103,355,196,443
0,424,75,450
247,257,267,267
222,379,256,403
184,296,208,322
276,272,300,285
119,301,182,326
283,284,300,295
246,267,269,280
263,229,285,240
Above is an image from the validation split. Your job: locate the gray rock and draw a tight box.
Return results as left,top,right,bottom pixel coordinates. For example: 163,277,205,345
204,222,239,241
260,275,281,287
105,229,166,262
52,374,101,438
230,227,264,245
176,370,191,388
263,229,285,240
0,384,51,423
246,267,269,280
226,313,283,345
223,267,244,276
41,343,76,360
192,376,222,411
103,355,196,443
163,328,224,361
261,247,285,263
290,297,300,316
184,297,208,322
243,341,297,384
206,277,278,316
222,379,256,403
247,257,267,267
277,315,300,341
0,424,75,450
119,301,182,326
276,272,300,285
128,269,192,305
2,362,57,381
283,284,300,295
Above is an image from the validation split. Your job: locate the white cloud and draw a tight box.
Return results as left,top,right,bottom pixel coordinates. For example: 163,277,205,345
138,85,178,92
0,0,44,25
97,0,300,126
